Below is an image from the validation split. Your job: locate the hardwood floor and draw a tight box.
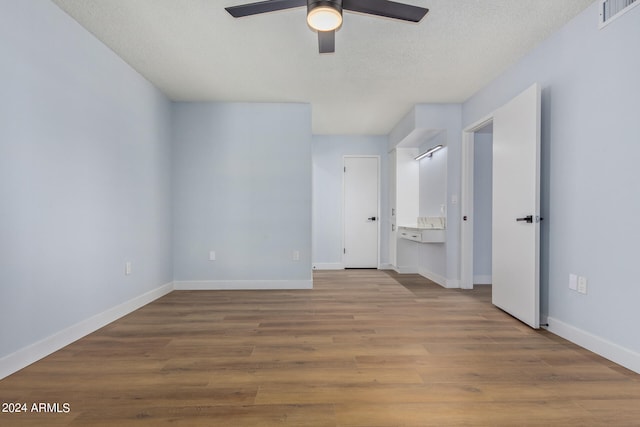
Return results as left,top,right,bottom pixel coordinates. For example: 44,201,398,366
1,270,639,426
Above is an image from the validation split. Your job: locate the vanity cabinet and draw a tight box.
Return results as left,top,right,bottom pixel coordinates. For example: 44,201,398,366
398,226,446,243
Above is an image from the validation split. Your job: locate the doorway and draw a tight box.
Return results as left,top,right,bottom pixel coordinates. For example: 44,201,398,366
461,118,494,290
342,156,380,268
472,124,493,287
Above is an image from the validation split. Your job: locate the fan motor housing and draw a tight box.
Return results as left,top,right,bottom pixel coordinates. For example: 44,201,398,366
307,0,343,15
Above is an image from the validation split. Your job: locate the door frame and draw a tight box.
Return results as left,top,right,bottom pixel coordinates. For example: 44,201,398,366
342,155,381,269
460,114,494,290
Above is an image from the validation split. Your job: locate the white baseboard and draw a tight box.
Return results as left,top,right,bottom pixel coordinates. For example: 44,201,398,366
546,316,640,374
445,278,461,289
418,268,457,288
0,282,173,380
391,267,456,289
394,266,419,274
474,275,492,285
312,263,344,270
378,263,394,270
174,279,313,290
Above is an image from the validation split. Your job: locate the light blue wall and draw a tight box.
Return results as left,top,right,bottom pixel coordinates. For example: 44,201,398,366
172,103,312,282
418,132,448,218
414,105,462,285
312,135,389,268
0,1,172,358
417,133,448,279
463,3,640,353
473,132,492,281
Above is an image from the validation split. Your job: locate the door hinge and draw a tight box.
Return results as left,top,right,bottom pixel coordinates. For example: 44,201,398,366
344,166,346,172
343,248,346,254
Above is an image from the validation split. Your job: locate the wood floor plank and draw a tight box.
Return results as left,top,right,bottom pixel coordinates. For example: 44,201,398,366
334,401,596,427
256,383,494,405
1,270,638,426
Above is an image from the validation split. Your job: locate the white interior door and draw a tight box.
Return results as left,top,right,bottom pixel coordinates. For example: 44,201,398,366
343,156,379,268
492,83,541,328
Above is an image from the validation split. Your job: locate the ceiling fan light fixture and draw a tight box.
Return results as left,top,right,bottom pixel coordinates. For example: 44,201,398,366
227,0,428,53
307,5,342,31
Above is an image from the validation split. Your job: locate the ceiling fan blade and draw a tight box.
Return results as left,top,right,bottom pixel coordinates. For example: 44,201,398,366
318,30,335,53
225,0,306,18
343,0,428,22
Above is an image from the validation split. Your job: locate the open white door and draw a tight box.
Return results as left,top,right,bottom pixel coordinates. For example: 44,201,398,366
492,83,541,328
343,156,379,268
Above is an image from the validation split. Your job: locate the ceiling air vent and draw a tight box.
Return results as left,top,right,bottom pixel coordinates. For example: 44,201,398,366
599,0,639,28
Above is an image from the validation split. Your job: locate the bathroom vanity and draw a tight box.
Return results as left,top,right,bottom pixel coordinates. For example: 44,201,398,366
398,216,446,243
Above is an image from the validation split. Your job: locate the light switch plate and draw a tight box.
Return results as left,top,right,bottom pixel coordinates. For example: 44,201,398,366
569,274,578,291
578,276,587,294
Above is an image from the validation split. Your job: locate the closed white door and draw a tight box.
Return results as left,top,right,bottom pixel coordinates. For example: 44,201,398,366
492,83,541,328
343,157,379,268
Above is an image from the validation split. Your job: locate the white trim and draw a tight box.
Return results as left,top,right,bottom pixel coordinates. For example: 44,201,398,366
474,275,492,285
174,280,313,290
445,279,461,289
378,263,394,270
394,266,418,274
415,268,460,289
313,263,345,270
460,132,475,290
546,317,640,374
418,268,447,287
0,282,174,380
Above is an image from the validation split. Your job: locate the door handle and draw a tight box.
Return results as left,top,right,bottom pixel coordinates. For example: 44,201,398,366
367,216,377,221
516,215,533,223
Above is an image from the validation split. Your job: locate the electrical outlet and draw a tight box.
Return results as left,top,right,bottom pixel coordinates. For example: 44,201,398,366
577,276,587,294
292,250,300,261
209,251,216,261
569,274,578,291
125,262,132,276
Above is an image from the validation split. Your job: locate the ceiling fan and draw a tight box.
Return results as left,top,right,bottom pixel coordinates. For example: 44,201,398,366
225,0,429,53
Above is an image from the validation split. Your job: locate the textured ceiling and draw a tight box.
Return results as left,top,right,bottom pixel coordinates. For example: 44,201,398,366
50,0,594,135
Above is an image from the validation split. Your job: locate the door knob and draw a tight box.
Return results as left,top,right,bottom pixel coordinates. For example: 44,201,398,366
367,216,377,221
516,215,533,223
